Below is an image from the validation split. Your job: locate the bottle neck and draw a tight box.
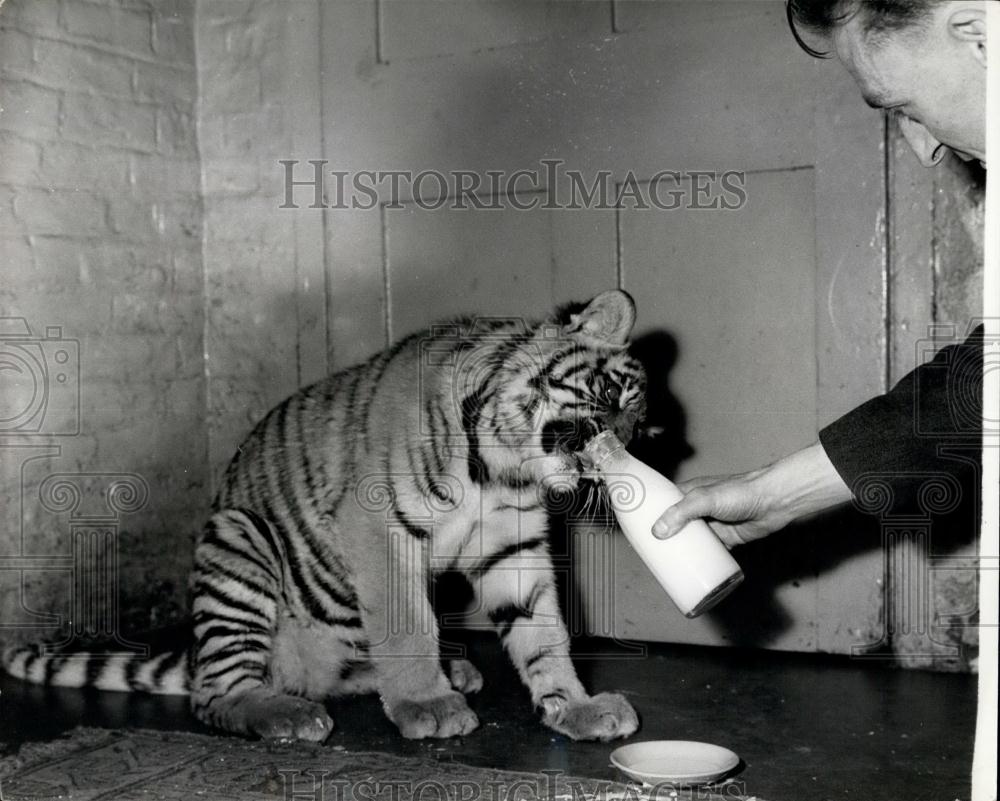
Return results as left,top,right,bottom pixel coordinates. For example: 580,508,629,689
583,430,627,471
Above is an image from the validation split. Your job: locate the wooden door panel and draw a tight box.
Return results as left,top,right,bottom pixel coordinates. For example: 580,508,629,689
380,0,611,63
599,167,821,649
323,2,817,204
320,0,892,654
386,204,617,339
624,167,819,478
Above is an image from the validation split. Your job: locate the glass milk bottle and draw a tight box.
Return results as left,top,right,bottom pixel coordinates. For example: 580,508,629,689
583,431,744,618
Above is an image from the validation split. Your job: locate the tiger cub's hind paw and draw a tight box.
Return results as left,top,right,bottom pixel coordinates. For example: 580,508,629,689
541,691,638,742
448,658,483,694
388,690,480,739
245,695,334,742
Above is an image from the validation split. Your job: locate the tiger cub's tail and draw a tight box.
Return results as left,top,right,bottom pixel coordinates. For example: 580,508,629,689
1,643,190,696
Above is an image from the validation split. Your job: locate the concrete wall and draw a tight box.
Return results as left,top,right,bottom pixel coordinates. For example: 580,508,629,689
886,131,986,669
0,0,204,638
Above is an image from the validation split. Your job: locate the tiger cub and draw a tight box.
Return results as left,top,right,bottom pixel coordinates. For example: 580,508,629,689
3,290,645,743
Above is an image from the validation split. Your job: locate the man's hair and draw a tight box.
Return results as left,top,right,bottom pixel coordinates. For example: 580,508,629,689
786,0,937,57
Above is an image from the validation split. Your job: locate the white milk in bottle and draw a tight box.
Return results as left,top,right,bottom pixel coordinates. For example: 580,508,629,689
583,430,744,618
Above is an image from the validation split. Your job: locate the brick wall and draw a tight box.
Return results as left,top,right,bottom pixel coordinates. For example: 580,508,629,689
0,0,204,638
196,0,325,481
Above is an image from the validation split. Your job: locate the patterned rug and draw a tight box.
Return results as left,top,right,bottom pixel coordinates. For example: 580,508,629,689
0,728,763,801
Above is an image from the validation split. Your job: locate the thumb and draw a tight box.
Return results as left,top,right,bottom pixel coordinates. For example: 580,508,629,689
651,488,714,539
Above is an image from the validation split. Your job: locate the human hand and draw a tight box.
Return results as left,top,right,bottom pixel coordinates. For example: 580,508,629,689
650,470,787,548
649,442,853,548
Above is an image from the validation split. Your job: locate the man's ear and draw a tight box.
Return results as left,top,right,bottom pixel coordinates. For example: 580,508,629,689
947,6,986,66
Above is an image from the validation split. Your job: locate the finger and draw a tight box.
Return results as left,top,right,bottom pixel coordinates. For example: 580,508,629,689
651,488,715,539
714,525,762,549
711,525,740,549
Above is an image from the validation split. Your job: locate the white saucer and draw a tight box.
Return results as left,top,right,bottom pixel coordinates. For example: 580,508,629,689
609,740,740,786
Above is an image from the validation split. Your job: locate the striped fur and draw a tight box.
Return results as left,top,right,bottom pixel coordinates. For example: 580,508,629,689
2,643,189,695
2,291,645,743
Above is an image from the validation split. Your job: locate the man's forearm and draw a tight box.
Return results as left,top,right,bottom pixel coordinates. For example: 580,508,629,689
755,441,853,526
652,441,856,543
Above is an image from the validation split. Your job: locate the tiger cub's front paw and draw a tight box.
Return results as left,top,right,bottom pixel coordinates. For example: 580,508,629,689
387,690,480,739
540,691,638,741
245,695,334,742
448,658,483,694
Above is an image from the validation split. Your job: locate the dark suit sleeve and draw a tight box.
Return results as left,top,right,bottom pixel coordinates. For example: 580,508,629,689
818,325,983,511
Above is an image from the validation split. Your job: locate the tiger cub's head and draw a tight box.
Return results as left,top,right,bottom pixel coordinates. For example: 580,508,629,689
462,290,647,493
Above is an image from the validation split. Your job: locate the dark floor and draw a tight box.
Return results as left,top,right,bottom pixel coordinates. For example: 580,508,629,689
0,633,976,801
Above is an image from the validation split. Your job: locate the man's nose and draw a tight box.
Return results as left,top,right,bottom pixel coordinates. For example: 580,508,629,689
898,116,947,167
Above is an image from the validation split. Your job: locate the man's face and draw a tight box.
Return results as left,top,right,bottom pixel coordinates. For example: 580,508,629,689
830,2,987,167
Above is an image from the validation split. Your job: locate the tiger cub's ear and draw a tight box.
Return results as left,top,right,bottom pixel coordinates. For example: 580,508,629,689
561,290,636,348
